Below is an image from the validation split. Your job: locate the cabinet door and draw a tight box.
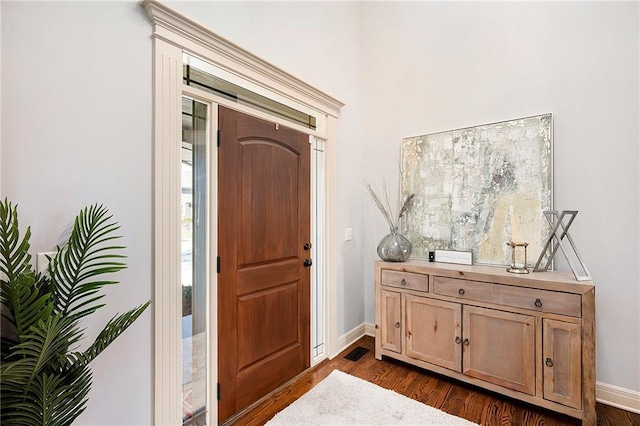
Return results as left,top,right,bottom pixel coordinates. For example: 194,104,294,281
463,306,535,395
380,289,402,353
405,295,462,372
543,319,582,409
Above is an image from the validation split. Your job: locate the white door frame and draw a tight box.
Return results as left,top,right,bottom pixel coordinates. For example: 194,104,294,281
142,2,344,424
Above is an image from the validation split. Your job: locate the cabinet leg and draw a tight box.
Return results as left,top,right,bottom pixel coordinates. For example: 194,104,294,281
374,345,382,360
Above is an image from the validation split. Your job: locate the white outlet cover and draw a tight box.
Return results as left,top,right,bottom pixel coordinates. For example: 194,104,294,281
36,252,57,274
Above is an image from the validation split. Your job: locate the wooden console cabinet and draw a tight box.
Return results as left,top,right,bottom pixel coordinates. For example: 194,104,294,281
374,260,596,424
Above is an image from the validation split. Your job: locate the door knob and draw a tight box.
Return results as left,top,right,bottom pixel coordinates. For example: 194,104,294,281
304,243,312,251
303,259,313,267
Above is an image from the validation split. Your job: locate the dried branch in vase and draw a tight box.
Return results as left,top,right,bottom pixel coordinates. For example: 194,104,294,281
364,181,415,231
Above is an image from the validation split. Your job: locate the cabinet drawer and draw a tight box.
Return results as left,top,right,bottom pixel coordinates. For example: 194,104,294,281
433,276,581,317
381,270,428,292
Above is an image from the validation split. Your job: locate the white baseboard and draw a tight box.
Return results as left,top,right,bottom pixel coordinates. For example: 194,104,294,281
364,322,375,337
335,322,377,354
597,381,640,414
335,323,367,355
331,322,376,359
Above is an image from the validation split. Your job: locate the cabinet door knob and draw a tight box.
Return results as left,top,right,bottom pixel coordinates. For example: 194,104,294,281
455,336,461,344
463,338,470,346
400,279,407,286
545,357,554,367
458,288,465,295
535,298,543,308
394,322,401,328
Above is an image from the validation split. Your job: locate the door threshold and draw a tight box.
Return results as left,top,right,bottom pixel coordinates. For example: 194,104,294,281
220,359,328,426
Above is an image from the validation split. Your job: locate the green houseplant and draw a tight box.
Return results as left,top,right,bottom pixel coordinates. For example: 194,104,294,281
0,200,150,425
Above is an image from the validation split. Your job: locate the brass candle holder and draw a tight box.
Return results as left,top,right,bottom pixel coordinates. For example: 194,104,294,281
507,241,529,274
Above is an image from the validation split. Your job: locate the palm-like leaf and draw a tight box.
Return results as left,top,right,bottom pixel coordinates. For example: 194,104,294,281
0,200,52,364
1,314,82,425
0,199,32,283
0,271,53,346
50,204,126,320
0,202,150,425
63,301,151,369
2,315,81,387
2,368,91,426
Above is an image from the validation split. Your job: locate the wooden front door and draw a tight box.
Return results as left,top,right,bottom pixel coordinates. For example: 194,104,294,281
218,106,311,422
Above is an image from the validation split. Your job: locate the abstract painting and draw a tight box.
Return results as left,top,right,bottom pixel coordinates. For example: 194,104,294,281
401,114,552,266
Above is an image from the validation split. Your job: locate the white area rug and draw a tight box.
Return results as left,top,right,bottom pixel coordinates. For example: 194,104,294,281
266,370,479,425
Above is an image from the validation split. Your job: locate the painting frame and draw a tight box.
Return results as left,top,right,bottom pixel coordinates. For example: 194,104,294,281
401,113,553,267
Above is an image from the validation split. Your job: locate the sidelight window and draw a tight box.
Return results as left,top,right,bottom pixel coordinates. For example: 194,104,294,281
181,97,208,425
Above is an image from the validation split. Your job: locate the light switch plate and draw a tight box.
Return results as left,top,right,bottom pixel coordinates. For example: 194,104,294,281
344,228,353,241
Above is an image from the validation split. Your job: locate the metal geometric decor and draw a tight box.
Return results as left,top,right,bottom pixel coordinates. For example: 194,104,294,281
533,210,592,281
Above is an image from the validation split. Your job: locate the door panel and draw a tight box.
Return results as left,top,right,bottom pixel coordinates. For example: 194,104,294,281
543,319,582,409
380,289,402,353
218,106,310,422
237,282,299,371
463,305,536,395
239,140,299,266
405,295,461,372
235,344,303,410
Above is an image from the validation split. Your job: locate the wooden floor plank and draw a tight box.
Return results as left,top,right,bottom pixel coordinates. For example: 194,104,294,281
230,336,640,426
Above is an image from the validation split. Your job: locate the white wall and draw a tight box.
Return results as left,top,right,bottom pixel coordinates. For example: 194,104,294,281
2,2,153,425
2,1,365,424
0,1,3,195
361,1,640,393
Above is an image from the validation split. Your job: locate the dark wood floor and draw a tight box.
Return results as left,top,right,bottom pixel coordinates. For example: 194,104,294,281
232,336,640,426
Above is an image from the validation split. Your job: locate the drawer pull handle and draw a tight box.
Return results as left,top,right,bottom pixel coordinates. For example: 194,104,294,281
394,322,400,329
463,338,470,346
458,288,465,295
455,336,461,344
535,299,543,308
545,357,554,367
401,279,407,286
